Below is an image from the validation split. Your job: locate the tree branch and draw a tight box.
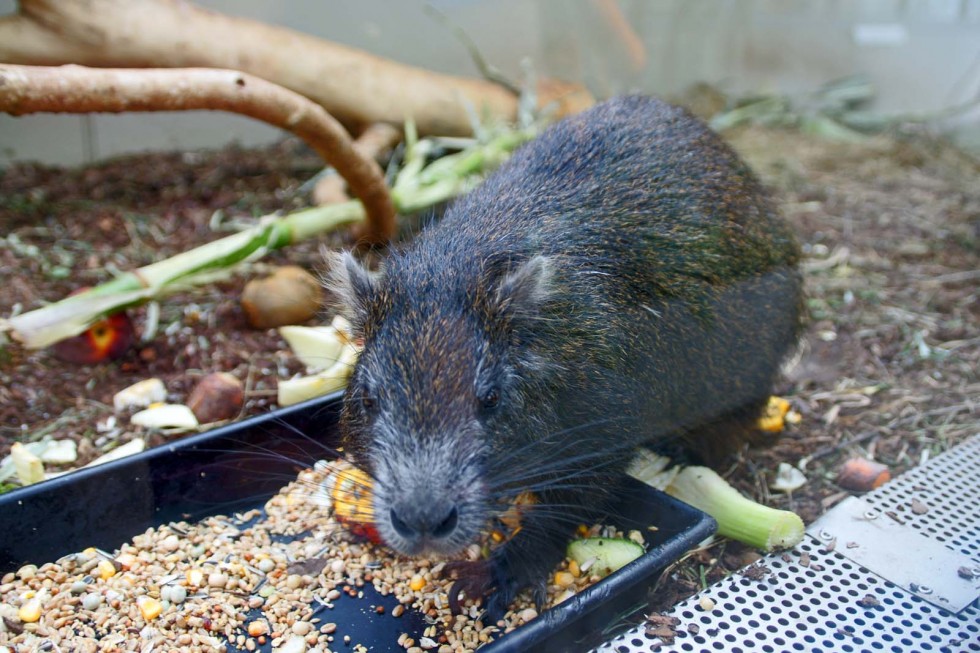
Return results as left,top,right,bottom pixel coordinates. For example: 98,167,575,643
0,63,396,244
0,0,593,136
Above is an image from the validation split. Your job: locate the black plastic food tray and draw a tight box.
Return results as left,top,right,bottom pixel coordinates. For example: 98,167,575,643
0,393,715,652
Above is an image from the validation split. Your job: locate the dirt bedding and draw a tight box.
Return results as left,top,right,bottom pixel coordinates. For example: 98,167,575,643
1,126,977,610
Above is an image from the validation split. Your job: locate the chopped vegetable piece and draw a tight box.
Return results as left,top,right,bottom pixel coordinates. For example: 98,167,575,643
39,439,78,465
83,438,146,468
52,312,135,364
11,442,44,486
757,396,792,432
331,315,355,344
837,457,890,492
322,460,380,544
279,325,345,371
666,466,804,551
130,403,200,430
113,378,167,412
277,341,359,406
566,537,644,577
771,462,807,492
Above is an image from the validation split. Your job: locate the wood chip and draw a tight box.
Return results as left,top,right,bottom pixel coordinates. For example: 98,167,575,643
646,615,680,627
741,563,771,581
644,625,676,642
858,594,879,608
885,510,905,525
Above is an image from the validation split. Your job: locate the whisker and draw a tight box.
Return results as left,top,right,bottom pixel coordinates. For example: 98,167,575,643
488,416,629,469
487,444,635,494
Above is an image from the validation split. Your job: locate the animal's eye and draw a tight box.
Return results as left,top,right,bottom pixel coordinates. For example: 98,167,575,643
480,387,501,411
359,388,379,415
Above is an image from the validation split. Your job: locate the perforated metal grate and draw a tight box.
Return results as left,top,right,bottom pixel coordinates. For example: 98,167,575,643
861,436,980,561
593,435,980,653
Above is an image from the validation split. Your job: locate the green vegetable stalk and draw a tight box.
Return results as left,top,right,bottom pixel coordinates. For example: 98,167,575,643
2,127,535,350
666,466,804,551
629,449,804,551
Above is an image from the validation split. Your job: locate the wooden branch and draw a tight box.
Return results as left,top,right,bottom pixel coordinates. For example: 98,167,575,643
313,123,403,206
0,0,593,136
0,64,396,245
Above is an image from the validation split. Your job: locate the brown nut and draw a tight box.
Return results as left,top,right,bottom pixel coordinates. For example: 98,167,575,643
241,266,323,329
186,372,244,423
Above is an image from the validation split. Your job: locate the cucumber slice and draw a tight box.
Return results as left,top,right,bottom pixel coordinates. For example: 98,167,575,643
567,537,644,577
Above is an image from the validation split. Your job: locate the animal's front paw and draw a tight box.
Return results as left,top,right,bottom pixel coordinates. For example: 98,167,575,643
440,542,554,621
482,550,549,622
441,559,494,615
442,542,561,623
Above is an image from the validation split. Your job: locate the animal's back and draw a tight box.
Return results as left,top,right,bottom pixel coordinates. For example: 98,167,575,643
411,95,802,452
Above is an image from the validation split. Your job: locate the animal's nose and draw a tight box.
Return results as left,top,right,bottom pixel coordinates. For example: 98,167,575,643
389,503,459,540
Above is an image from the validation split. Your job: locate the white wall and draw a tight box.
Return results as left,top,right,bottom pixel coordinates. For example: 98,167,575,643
1,0,978,166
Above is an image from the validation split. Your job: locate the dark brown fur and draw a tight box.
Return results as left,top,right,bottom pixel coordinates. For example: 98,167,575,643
327,96,803,614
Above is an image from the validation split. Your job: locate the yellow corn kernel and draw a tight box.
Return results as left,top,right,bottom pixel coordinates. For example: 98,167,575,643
567,559,581,578
490,530,505,544
576,524,590,537
18,598,41,623
553,571,575,588
97,559,117,580
186,568,204,586
137,596,162,620
408,575,426,591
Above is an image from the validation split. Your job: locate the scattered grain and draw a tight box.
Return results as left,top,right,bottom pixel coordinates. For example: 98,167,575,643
208,572,229,588
248,620,269,637
258,558,276,573
0,459,628,651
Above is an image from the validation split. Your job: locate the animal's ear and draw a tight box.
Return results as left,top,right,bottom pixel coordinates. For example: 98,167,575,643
493,255,554,320
323,249,380,333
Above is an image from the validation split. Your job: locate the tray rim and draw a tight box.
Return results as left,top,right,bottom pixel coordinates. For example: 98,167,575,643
0,391,716,652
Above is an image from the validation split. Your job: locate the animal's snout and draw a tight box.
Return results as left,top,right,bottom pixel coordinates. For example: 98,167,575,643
389,501,459,541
